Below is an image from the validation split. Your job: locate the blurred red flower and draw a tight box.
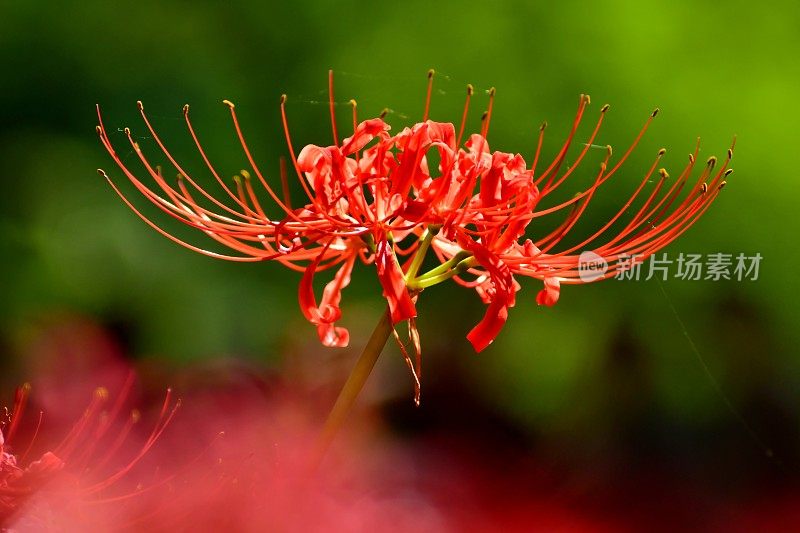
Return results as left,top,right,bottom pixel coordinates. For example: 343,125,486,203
1,379,179,529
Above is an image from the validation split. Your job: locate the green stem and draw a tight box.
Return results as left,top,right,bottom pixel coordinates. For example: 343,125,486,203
404,225,440,282
416,250,471,280
407,255,478,290
312,308,393,468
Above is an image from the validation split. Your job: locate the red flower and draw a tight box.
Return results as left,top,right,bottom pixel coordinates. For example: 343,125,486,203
98,71,732,385
1,379,179,527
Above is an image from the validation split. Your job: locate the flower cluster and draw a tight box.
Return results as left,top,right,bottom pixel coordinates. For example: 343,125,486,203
97,71,732,386
1,379,179,527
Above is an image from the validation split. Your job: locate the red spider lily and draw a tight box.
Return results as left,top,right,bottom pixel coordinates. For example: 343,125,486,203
0,378,179,527
97,71,732,400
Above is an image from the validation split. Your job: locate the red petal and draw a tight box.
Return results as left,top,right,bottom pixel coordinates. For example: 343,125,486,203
375,238,416,324
390,123,430,199
459,237,517,352
425,121,456,150
298,249,355,347
296,144,329,173
467,299,509,352
535,277,561,306
399,199,433,222
341,118,390,155
298,257,323,324
465,133,490,155
317,324,350,347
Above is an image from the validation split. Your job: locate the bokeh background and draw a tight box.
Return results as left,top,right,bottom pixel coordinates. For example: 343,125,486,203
2,0,799,530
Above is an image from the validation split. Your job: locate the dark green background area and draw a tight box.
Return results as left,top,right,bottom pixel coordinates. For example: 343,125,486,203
1,0,798,505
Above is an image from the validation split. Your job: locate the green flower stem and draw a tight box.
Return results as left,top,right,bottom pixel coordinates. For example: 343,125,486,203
312,308,393,469
416,250,471,280
404,224,441,282
407,255,478,290
312,239,475,469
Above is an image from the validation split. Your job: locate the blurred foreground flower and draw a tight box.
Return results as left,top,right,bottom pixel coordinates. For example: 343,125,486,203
0,379,179,529
97,71,733,456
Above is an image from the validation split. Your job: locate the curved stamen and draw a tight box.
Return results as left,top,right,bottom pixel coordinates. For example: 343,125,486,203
456,84,474,148
423,69,435,122
329,69,339,145
480,87,496,139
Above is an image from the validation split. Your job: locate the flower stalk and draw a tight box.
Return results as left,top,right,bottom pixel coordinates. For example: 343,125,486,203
312,308,393,467
405,224,441,282
409,255,478,290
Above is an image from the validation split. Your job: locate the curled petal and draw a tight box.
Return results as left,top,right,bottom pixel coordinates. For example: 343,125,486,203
479,152,509,205
425,121,456,150
375,238,416,324
318,323,350,348
390,123,432,198
536,277,561,306
298,249,355,347
466,299,509,353
296,144,330,174
465,133,490,156
296,144,334,203
341,118,391,155
460,238,517,352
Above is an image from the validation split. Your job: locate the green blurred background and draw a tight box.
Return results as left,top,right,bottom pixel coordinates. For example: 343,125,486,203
2,0,799,526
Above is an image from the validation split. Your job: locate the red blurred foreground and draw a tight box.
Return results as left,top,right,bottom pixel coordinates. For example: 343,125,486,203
2,315,797,532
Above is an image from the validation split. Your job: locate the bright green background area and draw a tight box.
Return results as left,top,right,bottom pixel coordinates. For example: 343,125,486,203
1,1,798,459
